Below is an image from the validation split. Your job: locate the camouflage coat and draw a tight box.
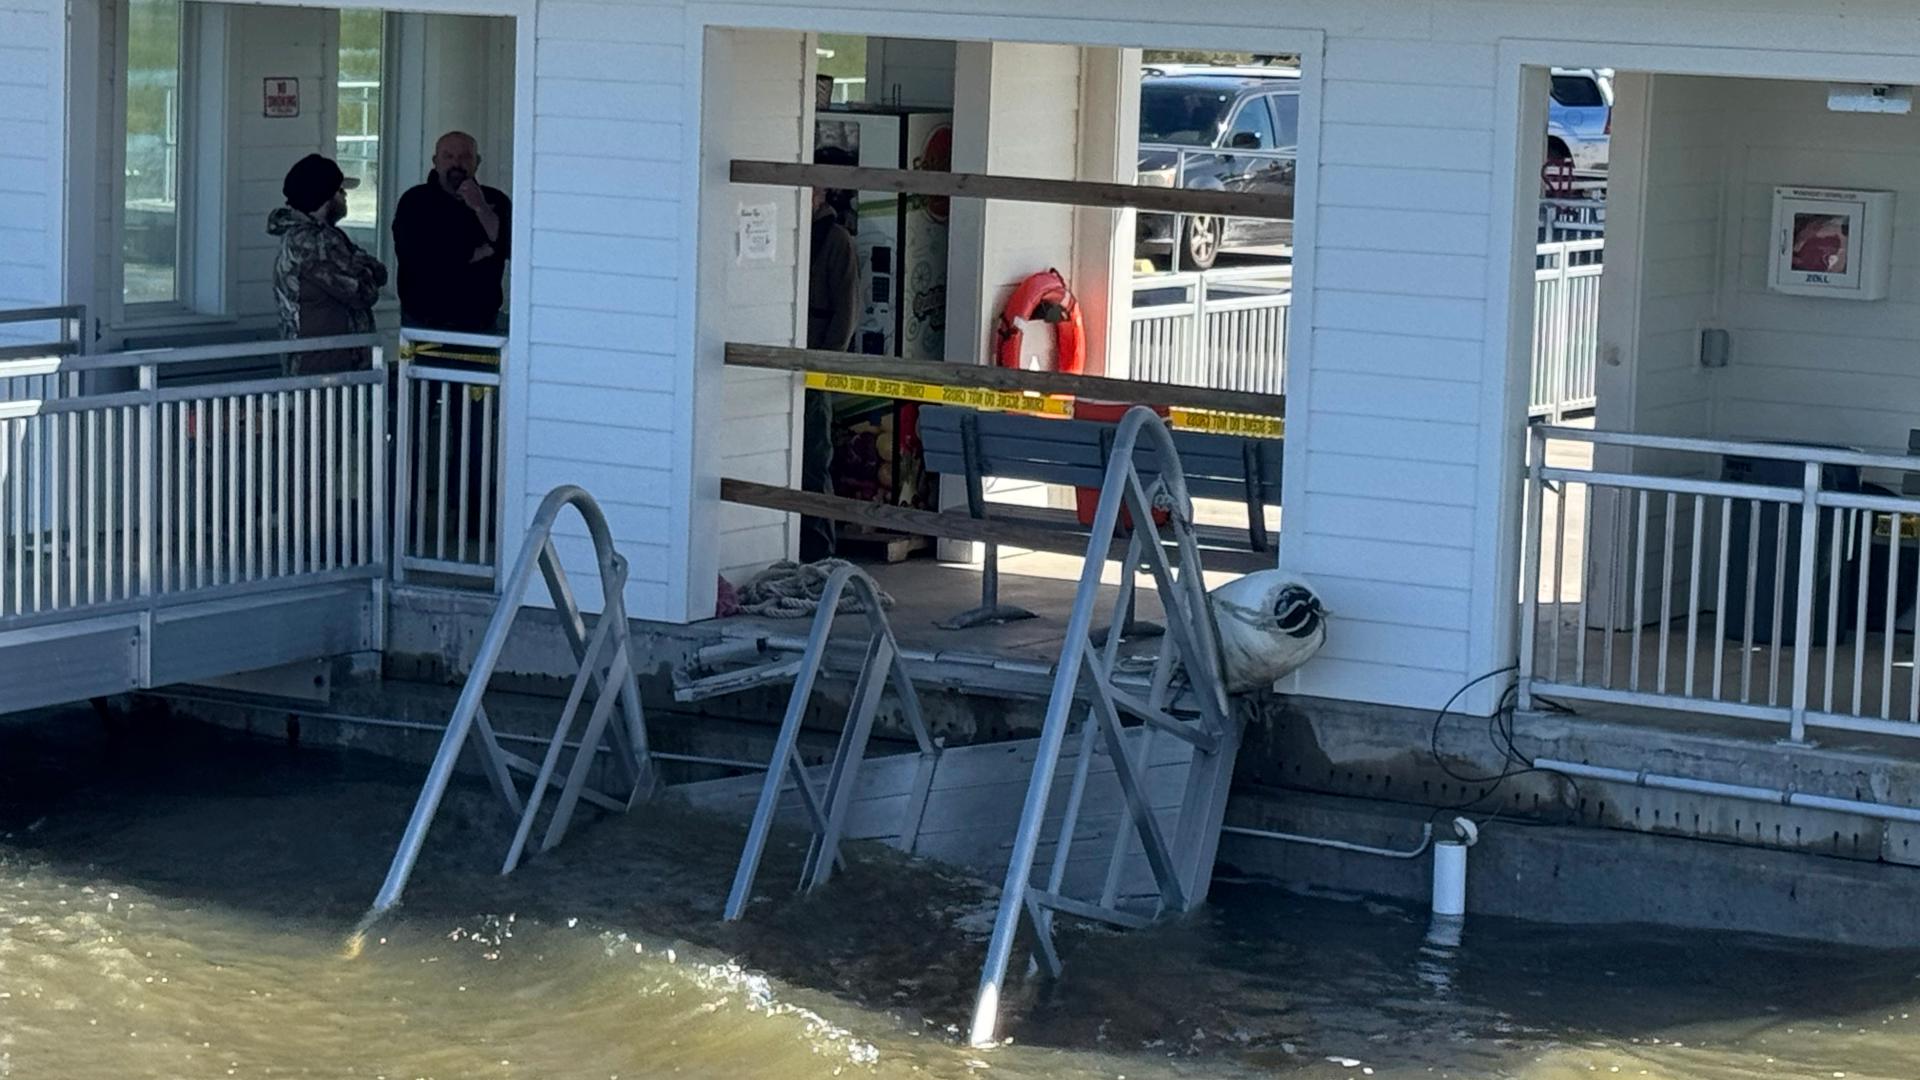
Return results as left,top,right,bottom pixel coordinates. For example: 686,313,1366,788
267,206,388,375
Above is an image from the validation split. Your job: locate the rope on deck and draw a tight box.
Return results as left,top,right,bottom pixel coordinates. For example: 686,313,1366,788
735,560,895,618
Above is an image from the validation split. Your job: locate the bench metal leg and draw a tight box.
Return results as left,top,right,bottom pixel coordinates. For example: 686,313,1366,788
938,413,1035,630
1243,441,1269,554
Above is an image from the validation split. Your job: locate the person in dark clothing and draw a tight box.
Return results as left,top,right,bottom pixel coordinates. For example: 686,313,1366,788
800,147,861,562
392,132,512,332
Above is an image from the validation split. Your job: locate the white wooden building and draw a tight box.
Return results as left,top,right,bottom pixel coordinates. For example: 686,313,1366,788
9,0,1920,738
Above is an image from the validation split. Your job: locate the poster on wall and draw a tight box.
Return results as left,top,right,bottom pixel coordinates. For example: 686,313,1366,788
263,78,300,118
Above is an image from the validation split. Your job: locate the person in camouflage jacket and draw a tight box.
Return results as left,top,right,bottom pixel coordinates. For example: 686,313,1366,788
269,154,388,375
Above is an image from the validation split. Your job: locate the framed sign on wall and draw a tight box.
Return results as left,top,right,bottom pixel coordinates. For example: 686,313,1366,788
1768,186,1895,300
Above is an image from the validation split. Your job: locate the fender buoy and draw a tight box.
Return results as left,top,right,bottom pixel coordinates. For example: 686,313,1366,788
994,269,1086,374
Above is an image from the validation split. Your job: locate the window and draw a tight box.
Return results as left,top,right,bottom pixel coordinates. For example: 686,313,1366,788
1139,86,1230,146
1225,96,1276,149
337,10,386,253
816,34,867,105
123,0,183,306
1267,93,1299,150
1551,75,1606,108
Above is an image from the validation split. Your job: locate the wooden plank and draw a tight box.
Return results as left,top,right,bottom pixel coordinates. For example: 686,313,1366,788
730,159,1292,221
728,342,1285,418
719,479,1273,575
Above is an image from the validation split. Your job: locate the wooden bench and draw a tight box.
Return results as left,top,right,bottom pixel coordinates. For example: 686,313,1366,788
917,405,1281,628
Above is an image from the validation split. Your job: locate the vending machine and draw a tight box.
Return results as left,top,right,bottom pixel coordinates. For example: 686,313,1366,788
814,106,952,513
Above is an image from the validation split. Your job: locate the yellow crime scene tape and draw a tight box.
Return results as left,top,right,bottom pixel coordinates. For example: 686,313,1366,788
803,371,1283,439
399,340,501,367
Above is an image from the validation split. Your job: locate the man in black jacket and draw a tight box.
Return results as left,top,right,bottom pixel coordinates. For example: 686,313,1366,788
392,131,512,332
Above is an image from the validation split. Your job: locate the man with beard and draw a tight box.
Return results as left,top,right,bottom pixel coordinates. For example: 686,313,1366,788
392,131,513,332
267,153,388,375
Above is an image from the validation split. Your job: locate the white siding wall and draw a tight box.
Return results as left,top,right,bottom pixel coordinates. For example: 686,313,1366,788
1713,78,1920,454
1282,37,1498,708
0,0,63,342
716,30,810,582
1601,74,1725,458
518,0,688,618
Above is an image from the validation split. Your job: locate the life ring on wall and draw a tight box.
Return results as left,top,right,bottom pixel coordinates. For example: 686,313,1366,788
994,269,1086,375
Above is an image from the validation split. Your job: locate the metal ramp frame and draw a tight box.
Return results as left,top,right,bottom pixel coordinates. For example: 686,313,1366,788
674,564,942,920
367,485,656,918
967,405,1241,1047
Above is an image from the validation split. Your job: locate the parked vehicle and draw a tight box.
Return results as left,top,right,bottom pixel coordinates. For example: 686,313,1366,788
1136,65,1298,271
1548,67,1613,173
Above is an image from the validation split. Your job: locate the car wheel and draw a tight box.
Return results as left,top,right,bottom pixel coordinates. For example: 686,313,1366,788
1182,216,1221,271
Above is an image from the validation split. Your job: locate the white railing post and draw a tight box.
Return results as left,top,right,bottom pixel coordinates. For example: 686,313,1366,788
1518,425,1547,710
1550,248,1571,422
391,358,413,586
1790,460,1821,743
137,364,156,599
1190,273,1208,386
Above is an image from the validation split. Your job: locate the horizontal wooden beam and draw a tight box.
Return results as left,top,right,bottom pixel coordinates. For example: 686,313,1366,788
730,159,1293,221
720,479,1271,575
724,343,1285,419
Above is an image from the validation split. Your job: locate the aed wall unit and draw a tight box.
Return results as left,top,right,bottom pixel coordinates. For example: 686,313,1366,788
1768,186,1895,301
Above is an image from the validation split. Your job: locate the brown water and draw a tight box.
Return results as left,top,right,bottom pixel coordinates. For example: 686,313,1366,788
4,712,1920,1080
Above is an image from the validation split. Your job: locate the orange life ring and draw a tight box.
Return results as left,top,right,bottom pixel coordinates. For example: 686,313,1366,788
994,269,1086,374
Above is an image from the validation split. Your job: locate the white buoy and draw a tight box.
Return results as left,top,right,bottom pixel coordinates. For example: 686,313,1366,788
1430,817,1478,918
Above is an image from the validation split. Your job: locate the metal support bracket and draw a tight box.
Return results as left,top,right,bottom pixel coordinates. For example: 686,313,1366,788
723,564,942,920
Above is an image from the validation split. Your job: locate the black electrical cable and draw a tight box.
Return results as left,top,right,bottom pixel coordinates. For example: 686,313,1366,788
1426,665,1519,786
1424,669,1584,826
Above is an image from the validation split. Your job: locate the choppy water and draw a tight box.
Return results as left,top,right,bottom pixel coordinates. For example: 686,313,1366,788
4,712,1920,1080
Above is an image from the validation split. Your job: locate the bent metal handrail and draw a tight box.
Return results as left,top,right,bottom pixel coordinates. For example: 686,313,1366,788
967,405,1235,1047
366,484,654,919
720,562,938,921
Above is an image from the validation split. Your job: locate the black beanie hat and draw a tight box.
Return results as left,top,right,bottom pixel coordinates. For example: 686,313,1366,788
282,153,354,213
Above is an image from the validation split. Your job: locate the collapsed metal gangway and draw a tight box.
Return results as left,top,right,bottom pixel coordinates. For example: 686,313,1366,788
967,405,1241,1047
674,565,941,919
365,418,1245,1047
367,485,656,918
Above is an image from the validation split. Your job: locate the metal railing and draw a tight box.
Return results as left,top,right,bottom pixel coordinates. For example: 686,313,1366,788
1531,239,1603,421
1540,196,1606,242
1521,425,1920,742
704,564,939,921
969,405,1238,1047
0,305,87,404
393,328,505,586
1127,269,1290,395
0,334,386,625
367,484,655,921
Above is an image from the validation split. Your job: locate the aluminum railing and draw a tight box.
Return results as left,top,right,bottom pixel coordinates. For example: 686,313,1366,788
1127,269,1290,395
1539,197,1606,243
367,484,654,923
1531,239,1603,421
1521,425,1920,742
0,305,87,404
0,334,386,625
393,328,505,586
